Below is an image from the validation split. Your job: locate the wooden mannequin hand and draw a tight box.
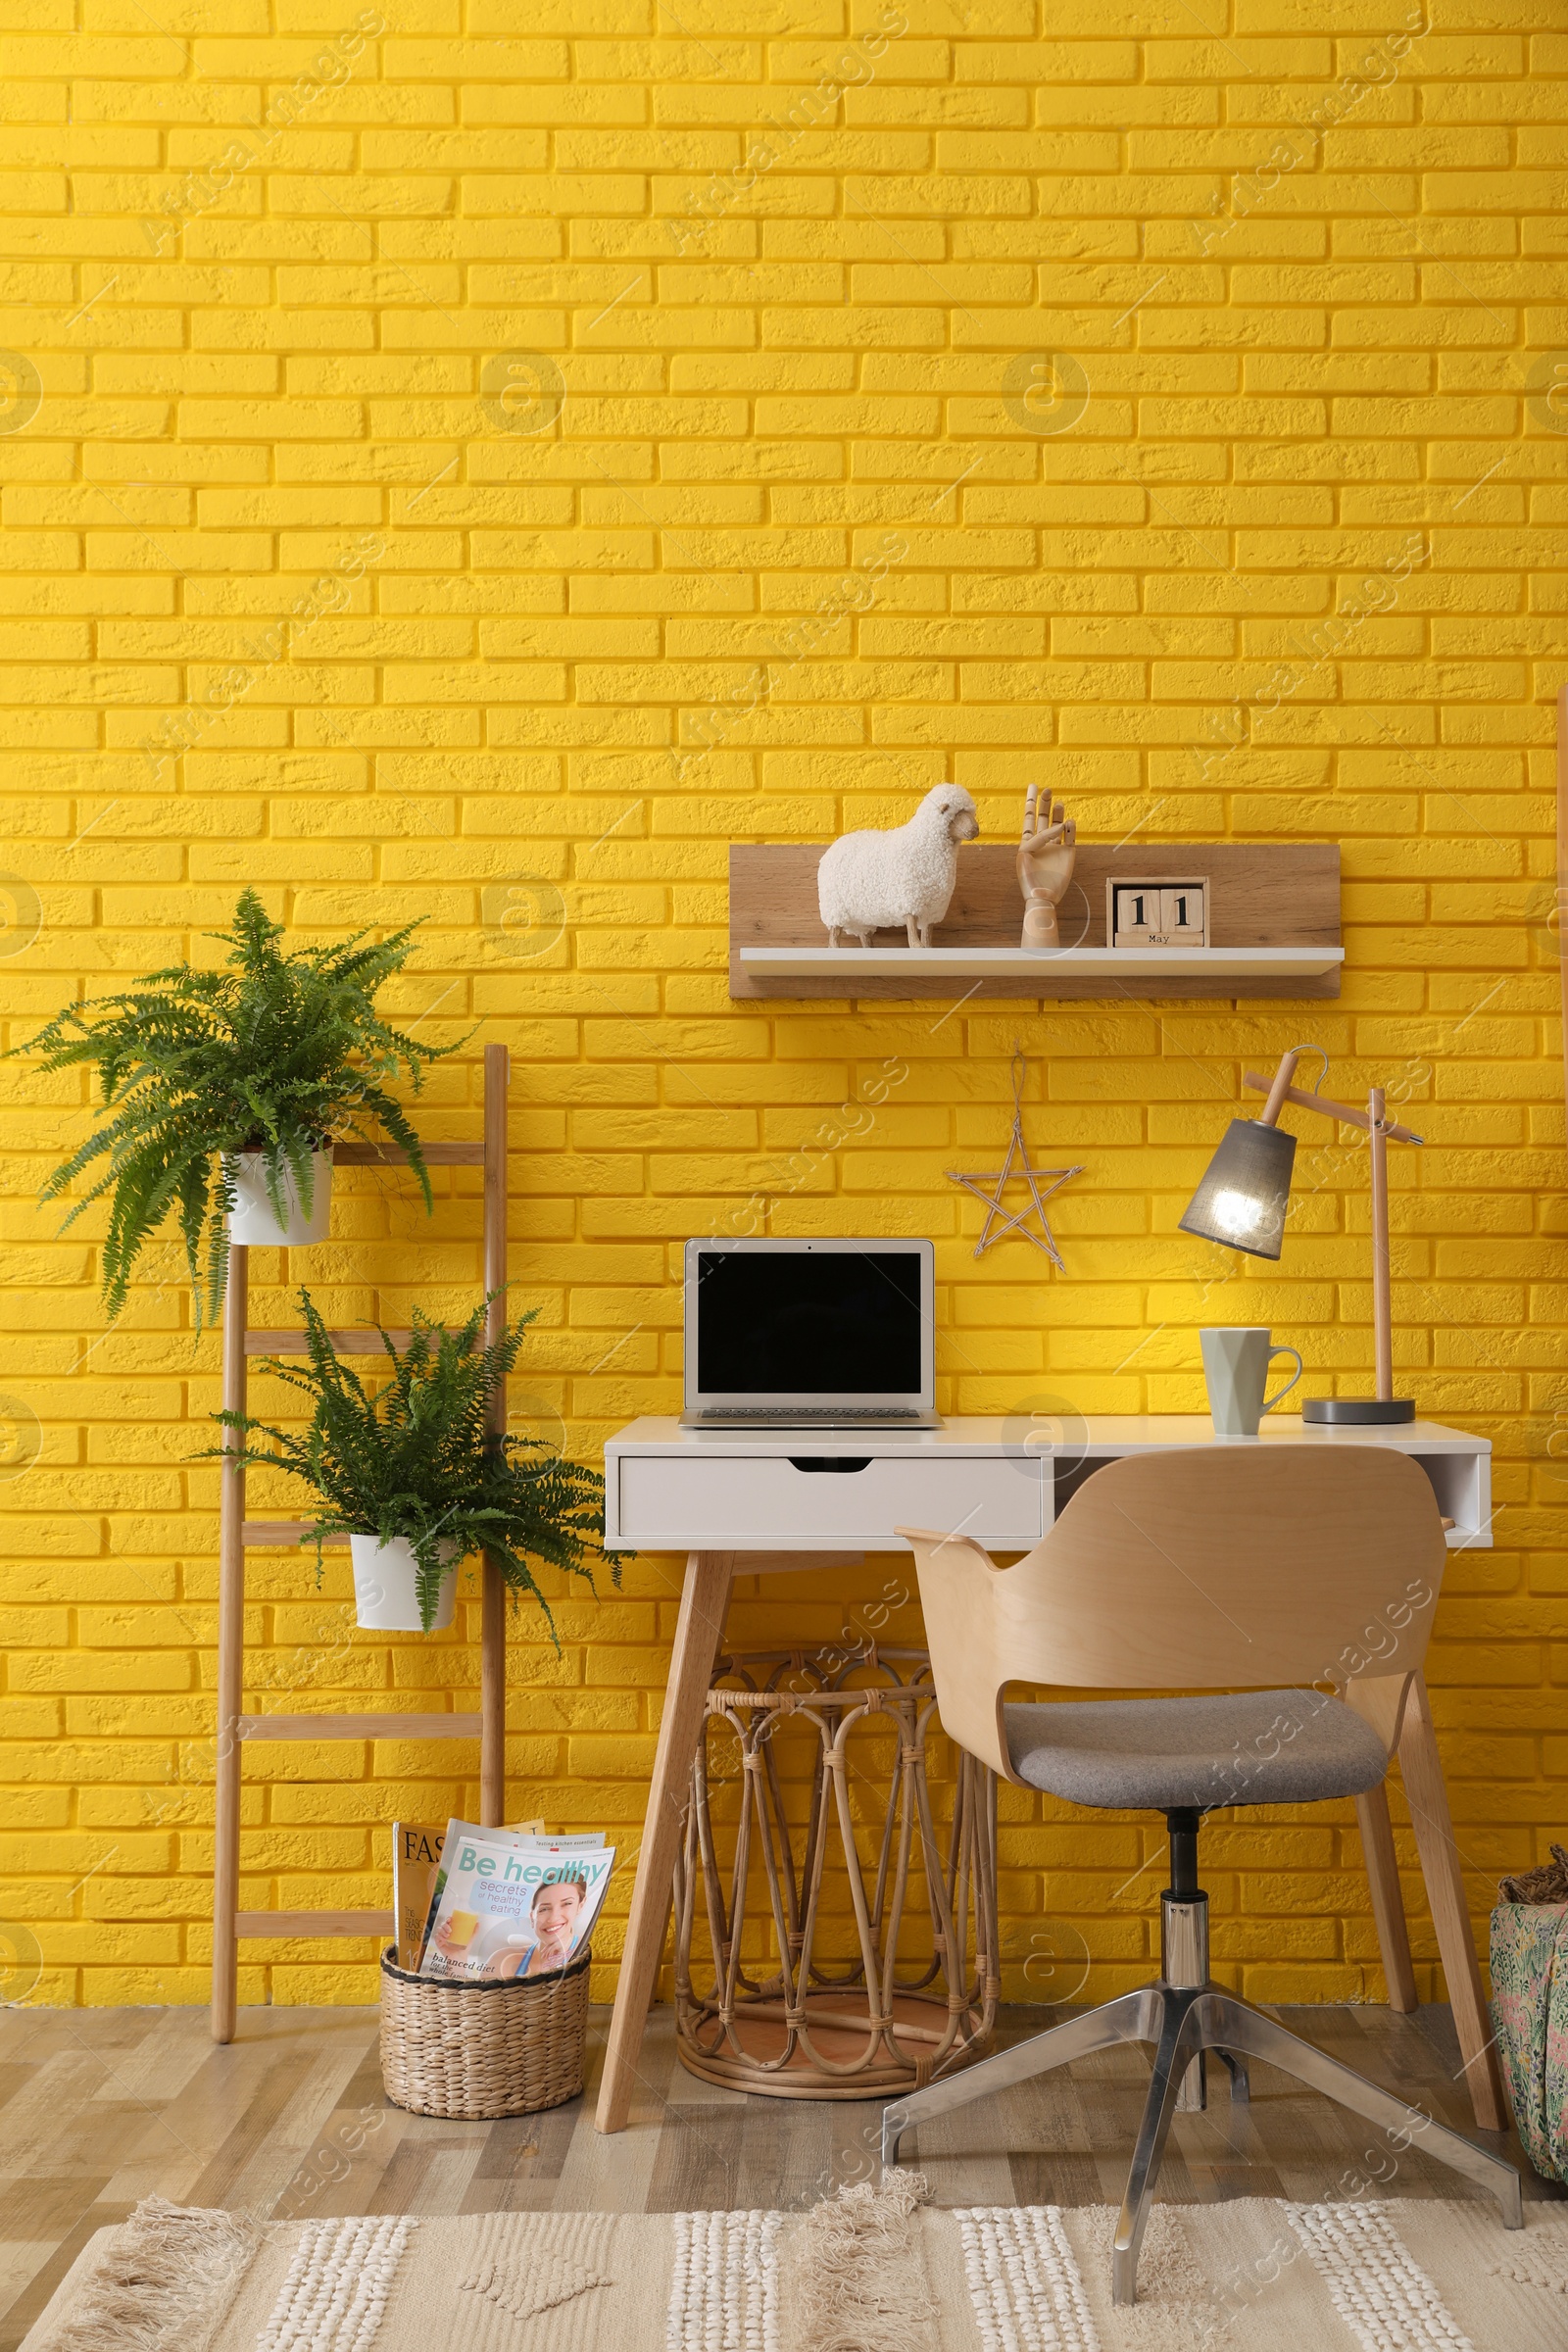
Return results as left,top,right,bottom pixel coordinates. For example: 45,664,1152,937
1017,787,1077,948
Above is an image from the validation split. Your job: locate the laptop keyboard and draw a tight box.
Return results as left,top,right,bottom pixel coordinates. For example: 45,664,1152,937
697,1406,924,1423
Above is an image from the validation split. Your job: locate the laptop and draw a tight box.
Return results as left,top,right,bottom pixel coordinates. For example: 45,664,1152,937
681,1238,939,1429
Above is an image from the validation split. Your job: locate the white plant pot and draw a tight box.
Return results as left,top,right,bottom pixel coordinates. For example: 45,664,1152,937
349,1534,460,1633
225,1147,334,1247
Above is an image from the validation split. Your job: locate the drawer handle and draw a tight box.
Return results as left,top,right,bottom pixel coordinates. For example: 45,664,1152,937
788,1456,872,1474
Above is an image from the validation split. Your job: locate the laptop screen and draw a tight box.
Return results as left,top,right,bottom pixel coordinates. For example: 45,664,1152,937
695,1248,923,1396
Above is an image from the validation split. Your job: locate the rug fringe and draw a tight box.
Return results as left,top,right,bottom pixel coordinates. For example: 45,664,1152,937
789,2169,937,2352
39,2195,262,2352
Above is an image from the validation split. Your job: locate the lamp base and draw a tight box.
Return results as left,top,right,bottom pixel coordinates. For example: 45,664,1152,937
1302,1396,1416,1426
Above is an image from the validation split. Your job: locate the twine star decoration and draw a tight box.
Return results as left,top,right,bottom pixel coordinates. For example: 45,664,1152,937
946,1048,1084,1269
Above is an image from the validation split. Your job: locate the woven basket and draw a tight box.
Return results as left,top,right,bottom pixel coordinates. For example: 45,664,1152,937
1499,1842,1568,1905
379,1943,591,2120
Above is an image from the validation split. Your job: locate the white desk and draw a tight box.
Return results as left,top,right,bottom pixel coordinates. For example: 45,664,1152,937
594,1414,1493,2134
605,1415,1492,1556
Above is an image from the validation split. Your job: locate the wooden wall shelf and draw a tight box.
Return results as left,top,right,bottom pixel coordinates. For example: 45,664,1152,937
742,944,1343,984
729,843,1341,1002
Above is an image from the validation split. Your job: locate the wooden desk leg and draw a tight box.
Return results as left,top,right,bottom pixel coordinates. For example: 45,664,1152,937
1396,1669,1507,2132
595,1548,733,2134
1354,1784,1417,2014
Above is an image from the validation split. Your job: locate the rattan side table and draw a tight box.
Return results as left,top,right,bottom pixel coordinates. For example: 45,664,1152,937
672,1647,998,2099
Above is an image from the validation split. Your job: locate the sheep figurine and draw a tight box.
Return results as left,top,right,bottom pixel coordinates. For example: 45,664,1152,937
817,784,980,948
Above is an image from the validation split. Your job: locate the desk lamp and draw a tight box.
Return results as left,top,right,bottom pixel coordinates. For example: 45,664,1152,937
1178,1045,1423,1426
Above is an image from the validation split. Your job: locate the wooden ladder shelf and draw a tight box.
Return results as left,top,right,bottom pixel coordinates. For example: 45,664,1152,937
210,1041,511,2041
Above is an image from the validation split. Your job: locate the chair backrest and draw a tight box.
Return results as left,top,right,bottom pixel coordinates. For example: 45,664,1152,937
900,1444,1446,1783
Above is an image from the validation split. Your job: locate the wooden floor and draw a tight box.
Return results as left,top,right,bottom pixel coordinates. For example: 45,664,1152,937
1,1998,1556,2352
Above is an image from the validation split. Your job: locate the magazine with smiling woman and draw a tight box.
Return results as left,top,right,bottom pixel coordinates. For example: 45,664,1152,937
417,1827,613,1984
392,1816,546,1970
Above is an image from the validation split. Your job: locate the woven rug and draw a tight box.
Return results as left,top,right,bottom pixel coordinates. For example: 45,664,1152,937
22,2179,1568,2352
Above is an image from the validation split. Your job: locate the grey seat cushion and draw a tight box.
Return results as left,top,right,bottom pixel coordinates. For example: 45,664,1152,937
1004,1689,1389,1812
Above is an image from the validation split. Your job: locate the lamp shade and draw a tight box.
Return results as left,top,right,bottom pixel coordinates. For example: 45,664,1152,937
1177,1118,1297,1260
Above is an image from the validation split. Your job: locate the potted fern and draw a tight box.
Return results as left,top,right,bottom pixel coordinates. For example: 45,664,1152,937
207,1289,615,1636
18,890,457,1327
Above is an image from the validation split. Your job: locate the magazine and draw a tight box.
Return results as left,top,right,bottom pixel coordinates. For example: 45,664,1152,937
418,1828,613,1984
392,1818,542,1971
409,1816,564,1967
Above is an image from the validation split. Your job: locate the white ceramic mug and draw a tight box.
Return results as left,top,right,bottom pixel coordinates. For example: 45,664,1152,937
1200,1327,1303,1440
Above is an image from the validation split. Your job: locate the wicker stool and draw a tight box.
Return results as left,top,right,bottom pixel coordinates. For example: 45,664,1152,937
673,1648,998,2099
380,1943,590,2119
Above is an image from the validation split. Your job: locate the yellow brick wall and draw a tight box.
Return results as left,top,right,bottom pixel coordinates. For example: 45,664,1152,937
1,0,1564,2014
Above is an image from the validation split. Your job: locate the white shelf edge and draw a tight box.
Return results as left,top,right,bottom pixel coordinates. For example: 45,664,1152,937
607,1523,1483,1550
740,945,1346,979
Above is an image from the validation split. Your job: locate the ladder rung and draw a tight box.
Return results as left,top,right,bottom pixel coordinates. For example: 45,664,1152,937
248,1330,407,1353
238,1712,481,1740
244,1328,476,1354
335,1141,483,1165
235,1909,393,1939
242,1520,342,1545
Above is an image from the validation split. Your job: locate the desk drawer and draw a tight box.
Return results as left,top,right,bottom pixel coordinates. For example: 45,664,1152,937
613,1451,1046,1551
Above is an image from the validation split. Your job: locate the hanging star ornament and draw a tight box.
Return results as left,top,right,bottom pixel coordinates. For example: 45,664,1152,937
946,1048,1083,1269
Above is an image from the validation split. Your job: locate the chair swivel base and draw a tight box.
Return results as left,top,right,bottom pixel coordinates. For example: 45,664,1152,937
881,1923,1523,2307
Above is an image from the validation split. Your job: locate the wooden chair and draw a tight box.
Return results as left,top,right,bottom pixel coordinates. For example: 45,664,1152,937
887,1444,1520,2307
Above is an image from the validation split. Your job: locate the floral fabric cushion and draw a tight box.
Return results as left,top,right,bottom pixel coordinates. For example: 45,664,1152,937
1490,1900,1568,2183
